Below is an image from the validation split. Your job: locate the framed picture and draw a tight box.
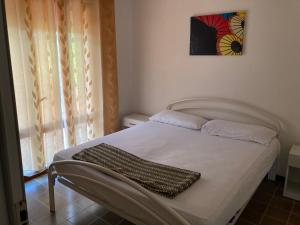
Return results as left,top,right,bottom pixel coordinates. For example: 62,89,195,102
190,11,246,56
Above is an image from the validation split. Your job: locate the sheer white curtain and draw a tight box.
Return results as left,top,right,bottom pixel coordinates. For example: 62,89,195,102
5,0,104,170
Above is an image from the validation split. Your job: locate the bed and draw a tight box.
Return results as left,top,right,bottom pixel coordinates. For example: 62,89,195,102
48,97,282,225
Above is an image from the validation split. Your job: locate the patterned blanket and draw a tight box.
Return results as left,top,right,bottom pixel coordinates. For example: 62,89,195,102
72,143,201,198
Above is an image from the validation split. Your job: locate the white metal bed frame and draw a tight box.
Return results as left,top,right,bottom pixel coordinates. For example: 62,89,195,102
48,97,282,225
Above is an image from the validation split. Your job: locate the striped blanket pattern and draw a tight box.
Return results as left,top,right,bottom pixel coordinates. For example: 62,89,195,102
72,143,201,198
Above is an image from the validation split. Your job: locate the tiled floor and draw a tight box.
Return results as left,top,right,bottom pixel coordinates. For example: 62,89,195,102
236,178,300,225
26,175,300,225
26,175,133,225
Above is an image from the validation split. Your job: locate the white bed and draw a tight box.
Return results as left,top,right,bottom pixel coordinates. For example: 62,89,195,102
48,97,282,225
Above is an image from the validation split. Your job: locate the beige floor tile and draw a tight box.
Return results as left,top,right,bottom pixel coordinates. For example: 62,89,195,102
266,206,290,222
26,175,296,225
101,212,123,225
289,213,300,225
88,218,109,225
25,180,48,195
260,216,286,225
85,204,109,218
118,220,135,225
58,221,74,225
67,207,98,225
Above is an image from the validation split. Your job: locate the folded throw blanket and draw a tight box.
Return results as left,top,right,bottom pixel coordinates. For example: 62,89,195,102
72,143,201,198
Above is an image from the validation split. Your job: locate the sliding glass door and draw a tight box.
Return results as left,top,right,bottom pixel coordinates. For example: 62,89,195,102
5,0,106,174
4,0,119,176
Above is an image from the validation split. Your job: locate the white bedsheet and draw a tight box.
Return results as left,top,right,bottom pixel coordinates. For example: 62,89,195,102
54,121,280,225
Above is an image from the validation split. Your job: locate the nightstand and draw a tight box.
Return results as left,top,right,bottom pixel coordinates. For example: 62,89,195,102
122,113,149,129
283,145,300,201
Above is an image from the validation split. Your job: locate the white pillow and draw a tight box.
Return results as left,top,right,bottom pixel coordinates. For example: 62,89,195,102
202,120,277,145
149,110,207,130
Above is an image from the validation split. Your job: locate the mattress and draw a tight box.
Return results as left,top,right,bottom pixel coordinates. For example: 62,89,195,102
54,121,280,225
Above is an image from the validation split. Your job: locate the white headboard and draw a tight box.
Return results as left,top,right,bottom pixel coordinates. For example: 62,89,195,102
166,97,282,133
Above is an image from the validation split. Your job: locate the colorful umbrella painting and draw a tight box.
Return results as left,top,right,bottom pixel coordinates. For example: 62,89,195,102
190,11,246,56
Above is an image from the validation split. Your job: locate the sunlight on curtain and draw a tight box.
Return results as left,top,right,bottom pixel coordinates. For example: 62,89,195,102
5,0,104,171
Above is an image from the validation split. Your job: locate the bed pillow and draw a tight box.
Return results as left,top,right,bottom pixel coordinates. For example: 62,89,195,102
202,120,277,145
149,110,207,130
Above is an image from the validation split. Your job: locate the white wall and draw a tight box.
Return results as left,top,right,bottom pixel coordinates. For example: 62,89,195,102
115,0,134,117
115,0,300,175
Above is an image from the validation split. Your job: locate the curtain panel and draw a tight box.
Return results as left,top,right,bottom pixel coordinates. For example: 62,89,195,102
100,0,119,135
5,0,119,171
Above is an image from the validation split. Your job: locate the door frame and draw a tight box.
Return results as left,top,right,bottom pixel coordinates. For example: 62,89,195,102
0,0,27,224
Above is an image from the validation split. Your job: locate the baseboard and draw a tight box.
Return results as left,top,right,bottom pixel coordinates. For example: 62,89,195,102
23,169,47,183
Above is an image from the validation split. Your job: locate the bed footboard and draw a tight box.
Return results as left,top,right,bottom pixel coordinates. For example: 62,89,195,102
48,160,192,225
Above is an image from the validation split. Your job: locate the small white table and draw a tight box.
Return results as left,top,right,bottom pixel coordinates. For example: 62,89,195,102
283,145,300,201
122,113,149,128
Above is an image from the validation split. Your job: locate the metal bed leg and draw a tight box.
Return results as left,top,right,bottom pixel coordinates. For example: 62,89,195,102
48,168,56,213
